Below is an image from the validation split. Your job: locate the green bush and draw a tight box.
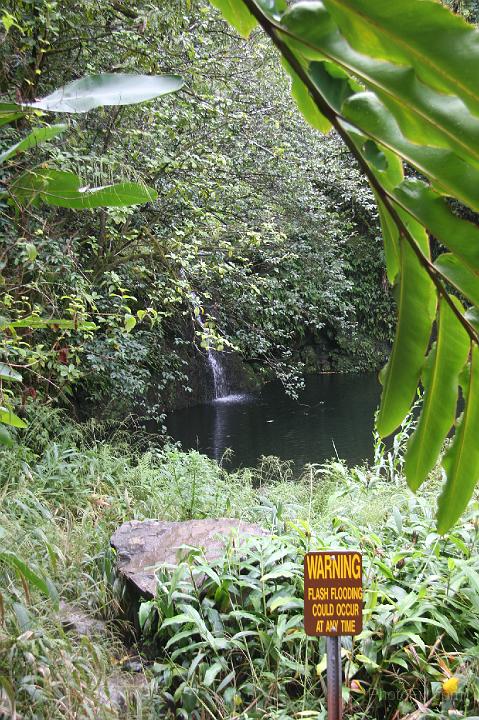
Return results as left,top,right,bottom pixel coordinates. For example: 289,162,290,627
142,496,479,719
1,410,479,718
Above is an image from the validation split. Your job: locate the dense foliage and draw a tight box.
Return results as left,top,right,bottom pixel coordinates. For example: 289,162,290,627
0,0,393,429
209,0,479,530
2,2,479,718
145,503,479,719
0,409,477,718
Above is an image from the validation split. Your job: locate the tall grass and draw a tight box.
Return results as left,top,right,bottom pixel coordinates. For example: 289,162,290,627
0,405,478,718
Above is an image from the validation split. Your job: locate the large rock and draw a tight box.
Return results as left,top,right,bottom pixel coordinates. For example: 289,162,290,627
111,518,266,601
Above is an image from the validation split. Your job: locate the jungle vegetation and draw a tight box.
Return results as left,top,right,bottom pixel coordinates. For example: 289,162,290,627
0,0,394,425
1,0,479,718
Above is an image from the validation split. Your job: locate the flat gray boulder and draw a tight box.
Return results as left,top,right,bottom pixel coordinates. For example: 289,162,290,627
111,518,266,600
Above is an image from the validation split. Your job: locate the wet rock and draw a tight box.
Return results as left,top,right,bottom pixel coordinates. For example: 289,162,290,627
111,518,267,601
59,601,107,638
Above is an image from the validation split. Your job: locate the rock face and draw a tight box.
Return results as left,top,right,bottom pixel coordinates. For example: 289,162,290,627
111,518,266,600
59,601,107,638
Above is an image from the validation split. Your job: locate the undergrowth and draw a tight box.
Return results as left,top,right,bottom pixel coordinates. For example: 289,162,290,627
0,405,478,719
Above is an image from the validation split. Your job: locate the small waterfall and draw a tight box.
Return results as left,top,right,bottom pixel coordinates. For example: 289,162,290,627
191,300,230,400
182,275,242,402
207,350,229,399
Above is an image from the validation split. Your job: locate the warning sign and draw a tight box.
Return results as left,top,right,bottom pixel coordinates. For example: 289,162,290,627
304,550,363,637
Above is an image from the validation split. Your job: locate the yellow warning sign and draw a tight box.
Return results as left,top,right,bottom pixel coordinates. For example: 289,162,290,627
304,550,363,636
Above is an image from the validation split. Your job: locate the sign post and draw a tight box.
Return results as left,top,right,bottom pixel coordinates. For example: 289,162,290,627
304,550,363,720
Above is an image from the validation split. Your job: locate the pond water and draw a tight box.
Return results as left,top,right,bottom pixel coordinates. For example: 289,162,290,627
166,373,382,471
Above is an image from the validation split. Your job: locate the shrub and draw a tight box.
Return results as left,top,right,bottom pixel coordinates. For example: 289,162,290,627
142,498,479,719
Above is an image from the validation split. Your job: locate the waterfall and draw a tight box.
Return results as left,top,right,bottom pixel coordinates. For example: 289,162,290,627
207,349,229,400
182,274,243,402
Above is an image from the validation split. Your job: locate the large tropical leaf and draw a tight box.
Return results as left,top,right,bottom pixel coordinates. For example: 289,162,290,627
282,60,332,133
27,73,184,113
404,298,470,491
0,124,67,164
376,237,436,438
209,0,257,36
343,92,479,213
0,102,25,127
338,122,403,283
308,61,360,115
256,0,287,20
10,168,157,209
375,197,400,284
281,1,479,169
209,0,479,526
434,254,479,309
322,0,479,115
393,181,479,274
438,345,479,533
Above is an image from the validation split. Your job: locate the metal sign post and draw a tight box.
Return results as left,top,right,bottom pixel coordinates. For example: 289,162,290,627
326,636,343,720
304,550,363,720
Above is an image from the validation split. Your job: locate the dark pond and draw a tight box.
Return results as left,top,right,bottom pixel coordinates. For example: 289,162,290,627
166,373,381,471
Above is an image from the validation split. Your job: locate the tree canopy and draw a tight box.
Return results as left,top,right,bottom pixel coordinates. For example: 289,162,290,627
1,1,392,420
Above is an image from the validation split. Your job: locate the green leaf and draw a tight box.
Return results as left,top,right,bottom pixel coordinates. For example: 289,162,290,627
393,180,479,274
343,92,479,213
10,169,157,209
363,140,388,172
138,601,153,630
282,0,479,170
256,0,287,20
340,122,404,284
438,345,479,533
0,124,67,164
46,181,158,209
161,612,195,629
0,552,58,605
0,102,25,128
322,0,479,116
404,297,470,491
209,0,257,37
203,661,224,687
343,121,404,192
377,237,436,437
0,675,15,716
13,603,31,632
308,61,359,114
0,425,14,447
0,315,96,332
25,243,37,262
466,307,479,332
124,314,137,333
376,197,400,284
0,363,22,382
434,254,479,308
2,11,23,34
1,315,95,331
0,407,27,429
27,74,184,113
282,60,332,134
